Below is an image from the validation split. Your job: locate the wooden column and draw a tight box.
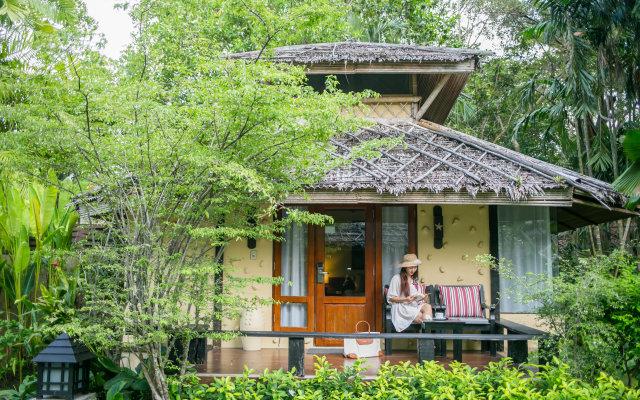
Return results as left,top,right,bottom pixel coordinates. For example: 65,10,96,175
414,75,450,121
288,337,305,376
417,338,435,362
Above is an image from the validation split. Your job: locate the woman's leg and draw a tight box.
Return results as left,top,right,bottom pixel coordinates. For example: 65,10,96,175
412,304,433,323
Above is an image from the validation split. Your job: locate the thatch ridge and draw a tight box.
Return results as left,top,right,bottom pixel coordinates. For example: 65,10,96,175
226,42,490,65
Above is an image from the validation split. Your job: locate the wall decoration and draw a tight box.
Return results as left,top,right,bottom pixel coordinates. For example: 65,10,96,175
433,206,443,249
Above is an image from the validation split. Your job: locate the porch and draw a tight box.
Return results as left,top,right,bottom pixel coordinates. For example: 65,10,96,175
194,323,546,380
195,347,506,380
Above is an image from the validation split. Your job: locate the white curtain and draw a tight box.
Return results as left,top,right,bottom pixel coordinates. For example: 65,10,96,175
280,208,307,327
382,207,409,289
497,206,552,313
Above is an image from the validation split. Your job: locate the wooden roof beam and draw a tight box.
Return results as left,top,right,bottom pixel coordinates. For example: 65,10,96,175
330,140,395,180
327,150,384,180
414,74,451,121
382,122,519,183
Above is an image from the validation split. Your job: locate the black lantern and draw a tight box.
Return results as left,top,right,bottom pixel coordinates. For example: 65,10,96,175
32,333,95,400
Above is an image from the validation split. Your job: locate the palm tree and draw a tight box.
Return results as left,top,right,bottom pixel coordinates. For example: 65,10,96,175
518,0,640,252
1,0,78,63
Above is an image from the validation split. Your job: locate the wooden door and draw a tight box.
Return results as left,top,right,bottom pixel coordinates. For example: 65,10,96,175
314,206,375,346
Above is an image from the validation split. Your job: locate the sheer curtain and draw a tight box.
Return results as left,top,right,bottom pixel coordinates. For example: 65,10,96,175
382,207,408,289
280,208,307,327
497,206,552,312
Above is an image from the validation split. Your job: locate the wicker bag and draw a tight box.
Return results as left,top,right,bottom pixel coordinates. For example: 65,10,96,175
343,321,382,359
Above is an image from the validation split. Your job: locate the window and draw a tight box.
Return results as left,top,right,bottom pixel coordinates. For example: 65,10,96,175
497,206,552,313
382,206,409,287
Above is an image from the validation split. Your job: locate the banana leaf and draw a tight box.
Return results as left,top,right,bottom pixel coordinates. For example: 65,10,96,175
1,262,16,302
20,262,37,300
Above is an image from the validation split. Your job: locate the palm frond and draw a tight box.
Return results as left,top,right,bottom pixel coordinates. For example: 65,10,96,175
613,160,640,196
621,129,640,162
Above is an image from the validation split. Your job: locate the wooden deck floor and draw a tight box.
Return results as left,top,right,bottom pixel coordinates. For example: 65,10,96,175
195,348,507,380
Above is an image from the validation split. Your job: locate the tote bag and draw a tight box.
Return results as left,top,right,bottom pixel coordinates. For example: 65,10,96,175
343,321,382,359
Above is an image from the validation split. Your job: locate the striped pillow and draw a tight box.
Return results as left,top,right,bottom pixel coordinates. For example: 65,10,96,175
438,285,483,318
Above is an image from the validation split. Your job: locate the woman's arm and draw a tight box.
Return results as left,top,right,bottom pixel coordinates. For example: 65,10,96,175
388,275,416,303
389,295,415,303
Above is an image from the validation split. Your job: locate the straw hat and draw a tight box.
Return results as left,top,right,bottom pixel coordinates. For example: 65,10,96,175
397,253,422,268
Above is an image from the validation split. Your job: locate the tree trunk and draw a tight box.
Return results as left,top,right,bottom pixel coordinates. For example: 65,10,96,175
140,345,171,400
575,118,597,253
604,92,627,251
581,116,603,253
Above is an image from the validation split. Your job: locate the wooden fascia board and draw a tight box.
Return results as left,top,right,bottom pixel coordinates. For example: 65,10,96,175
571,197,638,217
285,189,573,205
303,60,476,74
361,95,422,103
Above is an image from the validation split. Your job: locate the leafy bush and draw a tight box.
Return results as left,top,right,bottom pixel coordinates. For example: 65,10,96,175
528,250,640,387
167,357,640,400
90,357,152,400
0,374,36,400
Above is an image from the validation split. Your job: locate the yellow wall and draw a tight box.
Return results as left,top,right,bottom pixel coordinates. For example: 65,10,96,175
416,204,491,291
222,238,280,348
415,204,491,351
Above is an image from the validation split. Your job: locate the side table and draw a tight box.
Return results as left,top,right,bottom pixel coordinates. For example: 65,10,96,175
421,319,467,362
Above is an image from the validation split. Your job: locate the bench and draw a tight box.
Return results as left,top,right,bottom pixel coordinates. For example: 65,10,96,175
495,320,557,364
429,284,497,355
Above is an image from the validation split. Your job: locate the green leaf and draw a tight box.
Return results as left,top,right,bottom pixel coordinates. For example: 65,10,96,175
106,381,128,400
97,356,121,373
14,238,30,274
21,262,37,298
622,129,640,162
612,160,640,196
0,264,16,301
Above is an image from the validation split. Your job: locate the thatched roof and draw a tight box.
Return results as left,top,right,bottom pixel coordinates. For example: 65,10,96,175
310,120,624,207
226,42,489,66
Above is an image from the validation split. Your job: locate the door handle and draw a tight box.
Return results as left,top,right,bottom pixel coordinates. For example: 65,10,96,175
316,262,326,283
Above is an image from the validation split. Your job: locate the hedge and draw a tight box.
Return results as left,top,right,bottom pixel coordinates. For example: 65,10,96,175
168,357,640,400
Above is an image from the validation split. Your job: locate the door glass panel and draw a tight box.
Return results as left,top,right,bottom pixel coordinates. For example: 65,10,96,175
281,207,308,297
324,209,365,297
382,207,409,288
280,207,308,328
280,304,307,328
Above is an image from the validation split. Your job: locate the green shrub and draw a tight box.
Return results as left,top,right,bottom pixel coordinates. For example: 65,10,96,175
167,357,640,400
529,250,640,386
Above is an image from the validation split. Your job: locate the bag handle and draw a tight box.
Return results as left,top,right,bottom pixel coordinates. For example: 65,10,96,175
355,320,371,334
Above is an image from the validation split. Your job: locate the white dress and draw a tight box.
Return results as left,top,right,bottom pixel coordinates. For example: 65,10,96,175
387,274,424,332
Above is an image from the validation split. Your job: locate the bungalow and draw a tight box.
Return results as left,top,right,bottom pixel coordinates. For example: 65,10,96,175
220,42,634,351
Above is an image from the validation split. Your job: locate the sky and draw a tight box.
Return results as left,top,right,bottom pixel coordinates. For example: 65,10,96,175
84,0,134,59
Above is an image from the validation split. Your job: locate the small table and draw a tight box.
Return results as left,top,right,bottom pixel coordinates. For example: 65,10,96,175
421,319,467,362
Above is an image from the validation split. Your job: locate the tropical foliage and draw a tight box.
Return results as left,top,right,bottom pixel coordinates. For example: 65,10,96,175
0,174,78,386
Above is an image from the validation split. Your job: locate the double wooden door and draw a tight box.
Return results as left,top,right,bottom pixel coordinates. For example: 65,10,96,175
274,205,415,346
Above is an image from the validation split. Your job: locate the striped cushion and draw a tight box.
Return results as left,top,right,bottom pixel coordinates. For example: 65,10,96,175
439,285,483,318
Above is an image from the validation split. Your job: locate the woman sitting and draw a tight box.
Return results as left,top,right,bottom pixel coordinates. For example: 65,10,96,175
387,253,433,332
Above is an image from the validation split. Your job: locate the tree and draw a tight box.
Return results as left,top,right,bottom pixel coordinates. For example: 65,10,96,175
347,0,460,46
1,1,379,398
449,0,640,255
